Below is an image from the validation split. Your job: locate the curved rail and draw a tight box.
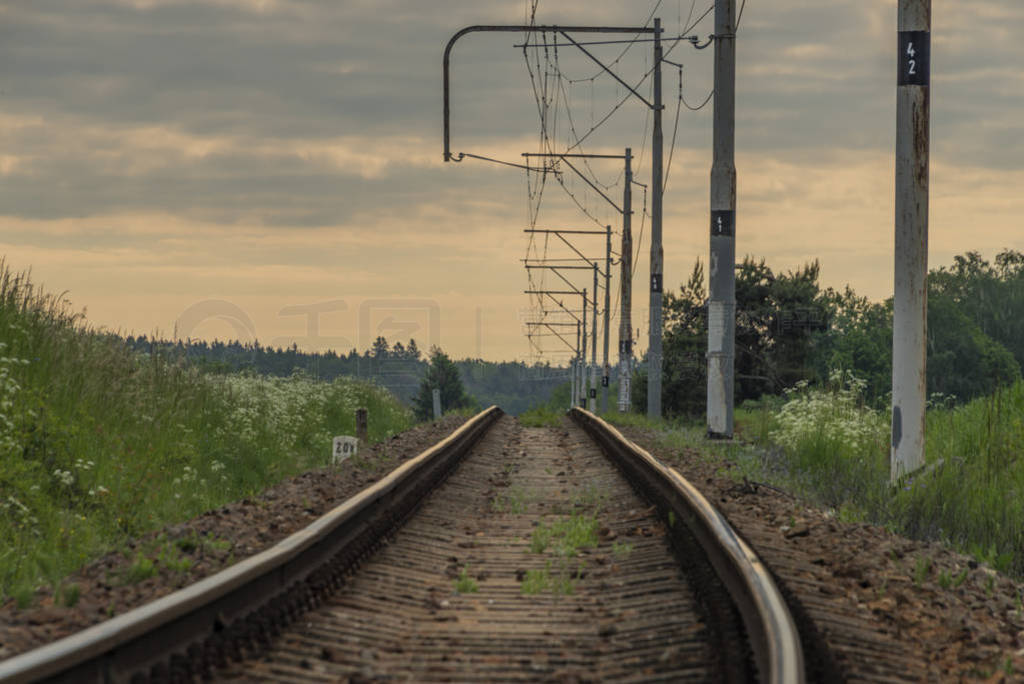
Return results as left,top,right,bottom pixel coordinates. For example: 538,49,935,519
570,407,805,684
0,407,503,684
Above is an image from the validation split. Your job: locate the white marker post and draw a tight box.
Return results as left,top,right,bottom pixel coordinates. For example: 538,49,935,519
891,0,931,483
432,388,442,420
331,436,359,465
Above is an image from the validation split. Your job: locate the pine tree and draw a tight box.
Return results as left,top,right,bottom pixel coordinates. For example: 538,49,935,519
406,338,421,361
414,347,472,420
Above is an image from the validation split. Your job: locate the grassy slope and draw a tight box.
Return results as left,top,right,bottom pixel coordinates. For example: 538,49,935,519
606,375,1024,576
0,263,413,605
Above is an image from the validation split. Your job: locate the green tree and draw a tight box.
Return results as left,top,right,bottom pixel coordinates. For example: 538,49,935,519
414,348,473,420
927,293,1019,401
636,256,830,417
371,336,390,360
661,260,708,416
931,250,1024,368
810,252,1023,405
811,287,892,403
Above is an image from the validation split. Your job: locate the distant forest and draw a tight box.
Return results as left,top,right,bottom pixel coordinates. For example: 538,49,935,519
121,334,568,415
123,248,1023,420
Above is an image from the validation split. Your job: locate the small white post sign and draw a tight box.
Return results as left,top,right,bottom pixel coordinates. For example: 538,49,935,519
331,436,359,464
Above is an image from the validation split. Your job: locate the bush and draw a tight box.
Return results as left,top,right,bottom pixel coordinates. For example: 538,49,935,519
769,370,889,507
0,261,413,602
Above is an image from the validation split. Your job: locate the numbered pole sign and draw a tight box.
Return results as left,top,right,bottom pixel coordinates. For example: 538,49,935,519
898,31,930,87
650,273,663,294
331,436,359,465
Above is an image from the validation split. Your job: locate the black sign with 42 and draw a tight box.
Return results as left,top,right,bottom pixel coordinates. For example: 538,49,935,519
898,31,930,87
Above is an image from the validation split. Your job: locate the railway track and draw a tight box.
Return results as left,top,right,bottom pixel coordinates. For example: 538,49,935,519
0,407,805,683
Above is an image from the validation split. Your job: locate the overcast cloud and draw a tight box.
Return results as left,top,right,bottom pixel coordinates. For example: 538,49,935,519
1,0,1021,360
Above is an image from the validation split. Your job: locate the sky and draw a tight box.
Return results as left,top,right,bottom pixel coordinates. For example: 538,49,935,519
1,0,1021,363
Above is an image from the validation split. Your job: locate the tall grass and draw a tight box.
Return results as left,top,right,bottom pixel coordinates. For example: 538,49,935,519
898,381,1024,573
734,373,1024,576
604,368,1024,576
0,261,413,604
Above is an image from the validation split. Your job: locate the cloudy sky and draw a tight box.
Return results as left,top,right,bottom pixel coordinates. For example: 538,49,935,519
1,0,1021,363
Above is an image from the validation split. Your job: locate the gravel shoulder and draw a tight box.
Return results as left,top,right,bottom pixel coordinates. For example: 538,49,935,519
0,415,468,661
617,424,1024,682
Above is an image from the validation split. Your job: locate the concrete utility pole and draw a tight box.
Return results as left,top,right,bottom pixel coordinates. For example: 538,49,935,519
602,225,611,414
707,0,737,438
648,17,665,419
892,0,931,482
619,149,634,412
590,264,599,411
574,321,581,408
581,288,588,408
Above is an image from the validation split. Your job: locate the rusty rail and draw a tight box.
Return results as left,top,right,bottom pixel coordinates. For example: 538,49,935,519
0,407,503,684
570,407,805,684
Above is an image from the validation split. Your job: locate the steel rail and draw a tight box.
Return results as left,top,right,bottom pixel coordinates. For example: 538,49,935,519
569,407,805,684
0,407,504,684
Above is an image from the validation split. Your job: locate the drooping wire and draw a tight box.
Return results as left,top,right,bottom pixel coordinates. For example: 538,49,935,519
554,56,623,192
521,2,717,362
562,0,663,84
663,64,684,194
562,4,712,155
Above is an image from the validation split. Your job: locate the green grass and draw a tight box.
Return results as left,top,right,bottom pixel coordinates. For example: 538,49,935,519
730,373,1024,578
913,556,932,586
571,484,609,513
453,566,478,593
520,561,576,596
518,406,564,428
123,554,157,584
57,582,80,608
490,486,529,514
0,261,415,604
521,513,599,596
528,514,599,558
611,541,634,559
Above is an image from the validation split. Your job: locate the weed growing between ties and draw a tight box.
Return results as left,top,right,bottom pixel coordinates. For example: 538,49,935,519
517,406,564,428
0,261,414,605
520,561,577,596
611,541,634,559
453,566,478,594
490,486,529,514
520,513,599,596
730,371,1024,577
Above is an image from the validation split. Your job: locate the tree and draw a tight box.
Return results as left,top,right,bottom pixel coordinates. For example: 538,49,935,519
637,256,831,417
371,336,390,360
931,250,1024,369
660,260,708,416
926,293,1019,401
405,338,421,361
809,251,1023,405
414,348,473,420
811,287,892,403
